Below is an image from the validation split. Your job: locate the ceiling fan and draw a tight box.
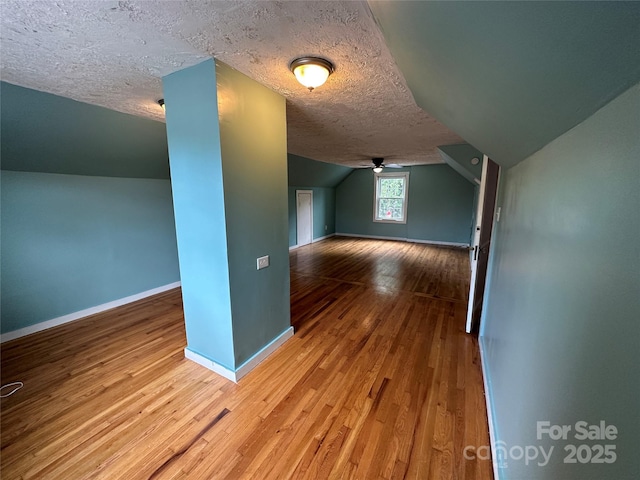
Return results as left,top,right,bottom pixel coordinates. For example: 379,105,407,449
370,157,402,173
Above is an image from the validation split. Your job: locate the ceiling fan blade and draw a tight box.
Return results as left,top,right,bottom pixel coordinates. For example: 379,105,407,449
385,163,403,168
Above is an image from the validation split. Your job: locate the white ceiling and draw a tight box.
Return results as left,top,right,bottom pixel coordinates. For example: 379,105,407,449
0,0,463,168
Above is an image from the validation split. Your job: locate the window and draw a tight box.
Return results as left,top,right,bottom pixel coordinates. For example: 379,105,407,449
373,172,409,223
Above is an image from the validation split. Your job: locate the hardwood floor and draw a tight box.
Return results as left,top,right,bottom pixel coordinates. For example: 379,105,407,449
1,237,492,479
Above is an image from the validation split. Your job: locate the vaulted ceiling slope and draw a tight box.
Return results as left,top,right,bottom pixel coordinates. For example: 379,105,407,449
1,82,170,179
369,1,640,168
438,144,483,185
288,154,352,188
0,0,462,168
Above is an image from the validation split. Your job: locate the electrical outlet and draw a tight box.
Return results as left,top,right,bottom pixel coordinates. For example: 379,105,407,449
325,225,328,231
257,255,270,270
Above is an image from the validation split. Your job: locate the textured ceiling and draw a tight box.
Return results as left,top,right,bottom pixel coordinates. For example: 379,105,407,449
0,0,462,168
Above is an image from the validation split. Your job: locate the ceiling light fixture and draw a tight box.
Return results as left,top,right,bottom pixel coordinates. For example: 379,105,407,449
289,57,334,92
158,99,165,111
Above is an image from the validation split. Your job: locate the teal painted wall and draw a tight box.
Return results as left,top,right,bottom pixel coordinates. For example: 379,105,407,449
1,171,180,334
288,187,336,247
163,59,235,369
288,153,352,187
217,61,290,367
336,165,474,245
480,84,640,479
336,168,411,239
287,154,351,247
0,82,170,179
407,166,475,244
163,59,289,369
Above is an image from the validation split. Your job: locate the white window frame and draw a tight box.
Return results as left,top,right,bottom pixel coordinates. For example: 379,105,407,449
373,171,409,224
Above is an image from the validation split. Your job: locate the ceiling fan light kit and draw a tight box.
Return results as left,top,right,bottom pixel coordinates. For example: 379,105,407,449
370,157,402,172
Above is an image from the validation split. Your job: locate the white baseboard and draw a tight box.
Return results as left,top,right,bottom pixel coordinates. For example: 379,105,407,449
335,232,469,248
184,326,294,383
0,282,182,343
313,233,336,242
289,233,336,251
408,237,470,248
184,348,238,382
479,336,501,480
235,326,294,380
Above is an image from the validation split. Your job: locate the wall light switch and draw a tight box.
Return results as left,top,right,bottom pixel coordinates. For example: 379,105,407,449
495,207,502,222
257,255,270,270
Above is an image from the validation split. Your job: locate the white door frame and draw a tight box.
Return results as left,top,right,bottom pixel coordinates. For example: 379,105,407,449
466,156,500,333
467,158,488,333
296,190,313,247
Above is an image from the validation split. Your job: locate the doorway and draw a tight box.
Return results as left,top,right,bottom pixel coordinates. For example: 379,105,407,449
296,190,313,247
466,156,500,334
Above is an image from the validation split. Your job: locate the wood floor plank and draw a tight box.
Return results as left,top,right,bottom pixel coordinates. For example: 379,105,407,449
1,236,492,479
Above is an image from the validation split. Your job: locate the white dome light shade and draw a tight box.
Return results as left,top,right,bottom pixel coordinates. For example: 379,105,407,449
290,57,334,91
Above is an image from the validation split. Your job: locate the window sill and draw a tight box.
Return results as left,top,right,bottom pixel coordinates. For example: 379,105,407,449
373,219,407,224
